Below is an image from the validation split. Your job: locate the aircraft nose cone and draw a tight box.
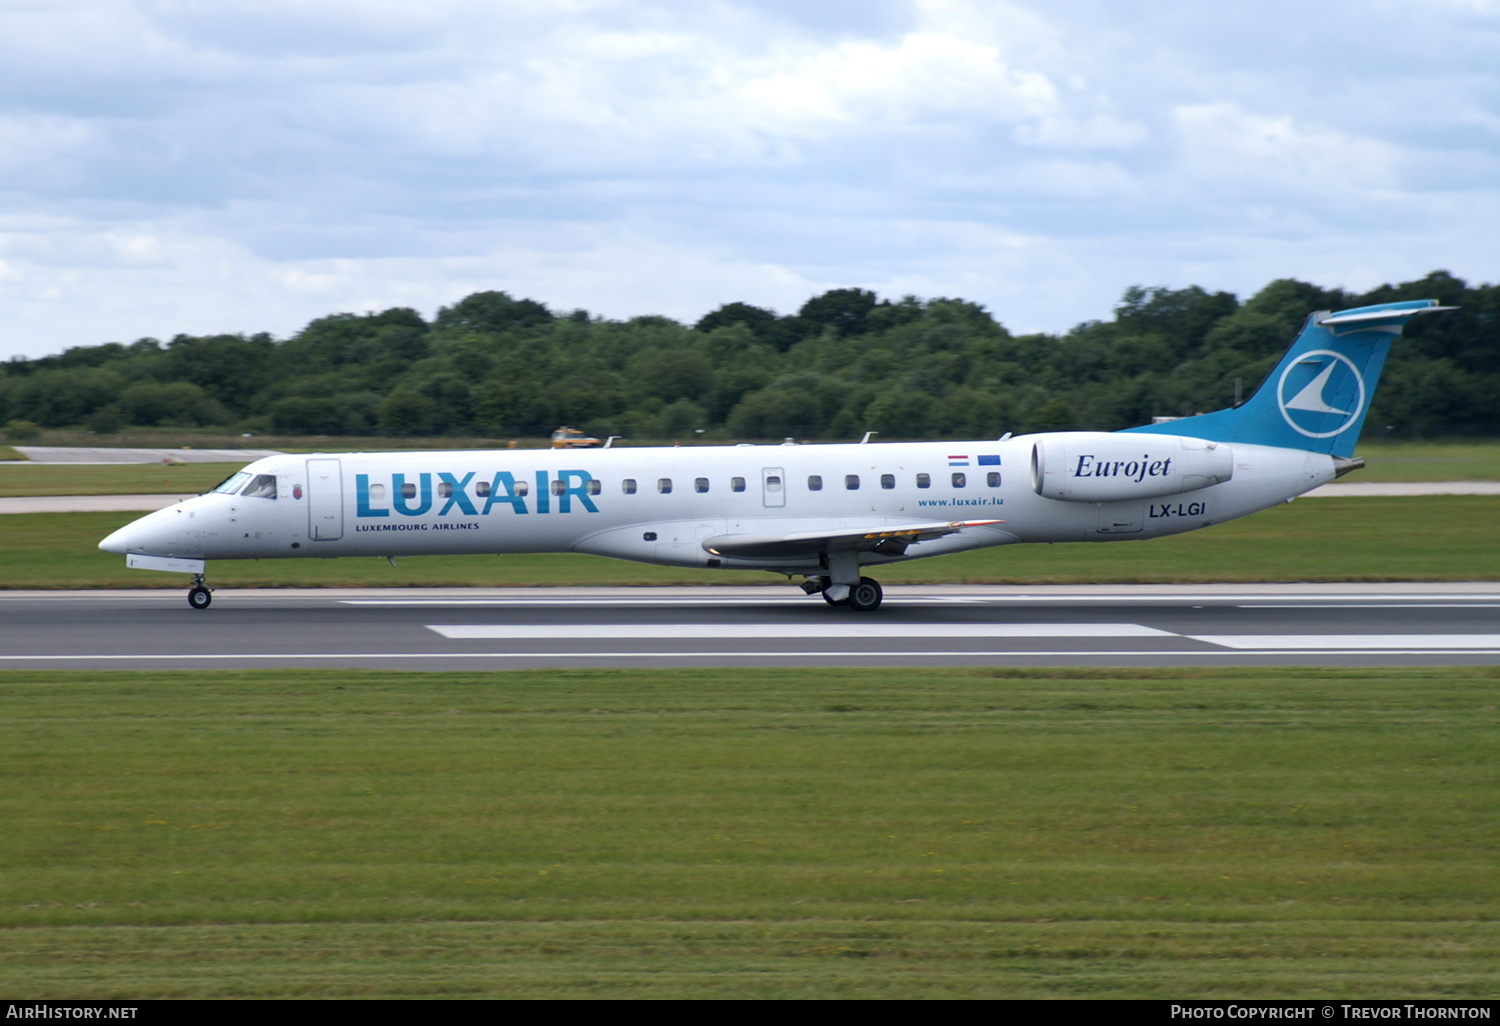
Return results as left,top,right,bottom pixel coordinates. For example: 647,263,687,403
99,523,135,554
99,507,179,555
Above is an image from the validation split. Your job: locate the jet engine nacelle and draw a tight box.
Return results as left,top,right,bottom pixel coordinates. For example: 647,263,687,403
1031,432,1233,502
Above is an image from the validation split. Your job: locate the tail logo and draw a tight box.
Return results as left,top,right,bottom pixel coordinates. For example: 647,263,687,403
1277,350,1367,439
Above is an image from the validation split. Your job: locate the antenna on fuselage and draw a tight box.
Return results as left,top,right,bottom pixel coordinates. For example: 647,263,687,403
860,431,878,444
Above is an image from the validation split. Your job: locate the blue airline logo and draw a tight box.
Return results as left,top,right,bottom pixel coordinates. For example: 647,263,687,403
1277,350,1366,439
355,470,600,518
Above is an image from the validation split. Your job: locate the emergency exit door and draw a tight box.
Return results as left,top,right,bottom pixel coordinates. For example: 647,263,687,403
761,467,785,508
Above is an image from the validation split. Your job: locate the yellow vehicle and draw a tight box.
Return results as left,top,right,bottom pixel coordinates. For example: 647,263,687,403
550,426,601,449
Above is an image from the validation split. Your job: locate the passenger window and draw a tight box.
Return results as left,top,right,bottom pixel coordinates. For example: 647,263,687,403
808,475,823,491
658,478,673,494
587,479,601,496
245,475,278,499
369,483,387,503
622,478,637,494
987,471,1001,487
845,474,859,490
731,477,746,492
474,481,490,498
515,480,529,497
550,479,566,496
765,476,781,491
695,478,709,493
400,481,417,500
438,481,453,499
951,472,966,488
916,473,930,489
880,474,895,489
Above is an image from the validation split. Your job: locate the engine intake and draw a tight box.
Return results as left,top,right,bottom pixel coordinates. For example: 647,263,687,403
1032,432,1233,502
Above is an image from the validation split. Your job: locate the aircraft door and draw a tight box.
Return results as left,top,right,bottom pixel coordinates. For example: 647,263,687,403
761,467,786,508
306,458,344,540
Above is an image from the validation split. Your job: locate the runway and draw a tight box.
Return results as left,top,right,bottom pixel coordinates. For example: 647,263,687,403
4,584,1500,669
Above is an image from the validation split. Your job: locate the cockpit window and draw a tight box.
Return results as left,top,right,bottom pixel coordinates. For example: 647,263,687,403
211,471,252,495
243,474,278,499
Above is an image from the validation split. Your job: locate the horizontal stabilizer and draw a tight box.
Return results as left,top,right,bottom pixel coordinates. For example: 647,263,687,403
1316,302,1457,333
703,519,1003,560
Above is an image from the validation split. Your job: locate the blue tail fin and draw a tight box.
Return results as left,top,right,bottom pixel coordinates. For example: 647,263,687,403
1122,299,1453,457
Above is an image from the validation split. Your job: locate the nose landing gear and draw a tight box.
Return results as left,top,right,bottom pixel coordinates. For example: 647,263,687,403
188,574,213,610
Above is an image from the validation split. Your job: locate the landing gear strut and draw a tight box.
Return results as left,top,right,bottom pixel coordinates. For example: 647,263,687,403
188,574,212,611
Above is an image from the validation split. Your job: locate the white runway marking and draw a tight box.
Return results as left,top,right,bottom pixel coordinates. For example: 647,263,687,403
341,593,1500,608
345,597,808,607
1234,603,1500,609
426,623,1175,640
1195,634,1500,650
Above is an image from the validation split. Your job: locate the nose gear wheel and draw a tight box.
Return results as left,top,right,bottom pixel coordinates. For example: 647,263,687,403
188,574,212,610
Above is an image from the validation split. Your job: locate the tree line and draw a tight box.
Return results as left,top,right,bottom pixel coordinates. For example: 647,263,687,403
3,271,1497,443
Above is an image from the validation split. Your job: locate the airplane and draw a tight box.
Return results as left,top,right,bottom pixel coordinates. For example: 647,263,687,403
99,298,1451,611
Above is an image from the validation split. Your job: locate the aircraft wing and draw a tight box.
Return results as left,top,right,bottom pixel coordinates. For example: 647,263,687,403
701,519,1003,560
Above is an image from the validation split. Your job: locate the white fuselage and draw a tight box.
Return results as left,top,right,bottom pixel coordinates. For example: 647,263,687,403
99,436,1337,575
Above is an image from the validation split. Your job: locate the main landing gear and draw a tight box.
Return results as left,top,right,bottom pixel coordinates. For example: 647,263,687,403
847,577,883,612
188,574,212,611
803,575,884,612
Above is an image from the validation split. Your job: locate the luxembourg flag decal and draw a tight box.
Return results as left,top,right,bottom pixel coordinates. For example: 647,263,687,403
948,455,969,466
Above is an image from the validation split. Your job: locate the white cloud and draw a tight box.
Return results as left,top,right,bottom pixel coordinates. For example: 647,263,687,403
734,31,1058,132
0,0,1496,358
0,113,98,185
1014,113,1148,151
1173,103,1399,194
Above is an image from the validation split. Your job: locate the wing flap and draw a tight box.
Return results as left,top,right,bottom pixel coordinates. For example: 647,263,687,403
702,519,1003,559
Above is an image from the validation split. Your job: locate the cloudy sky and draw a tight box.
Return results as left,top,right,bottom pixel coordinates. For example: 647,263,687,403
2,0,1497,360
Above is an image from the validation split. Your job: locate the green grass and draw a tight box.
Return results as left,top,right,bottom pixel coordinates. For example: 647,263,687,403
0,427,538,453
6,495,1497,589
0,462,242,497
1,667,1495,998
1353,440,1500,481
0,445,25,462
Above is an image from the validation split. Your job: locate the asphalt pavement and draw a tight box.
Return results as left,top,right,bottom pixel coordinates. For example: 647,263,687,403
4,584,1499,670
